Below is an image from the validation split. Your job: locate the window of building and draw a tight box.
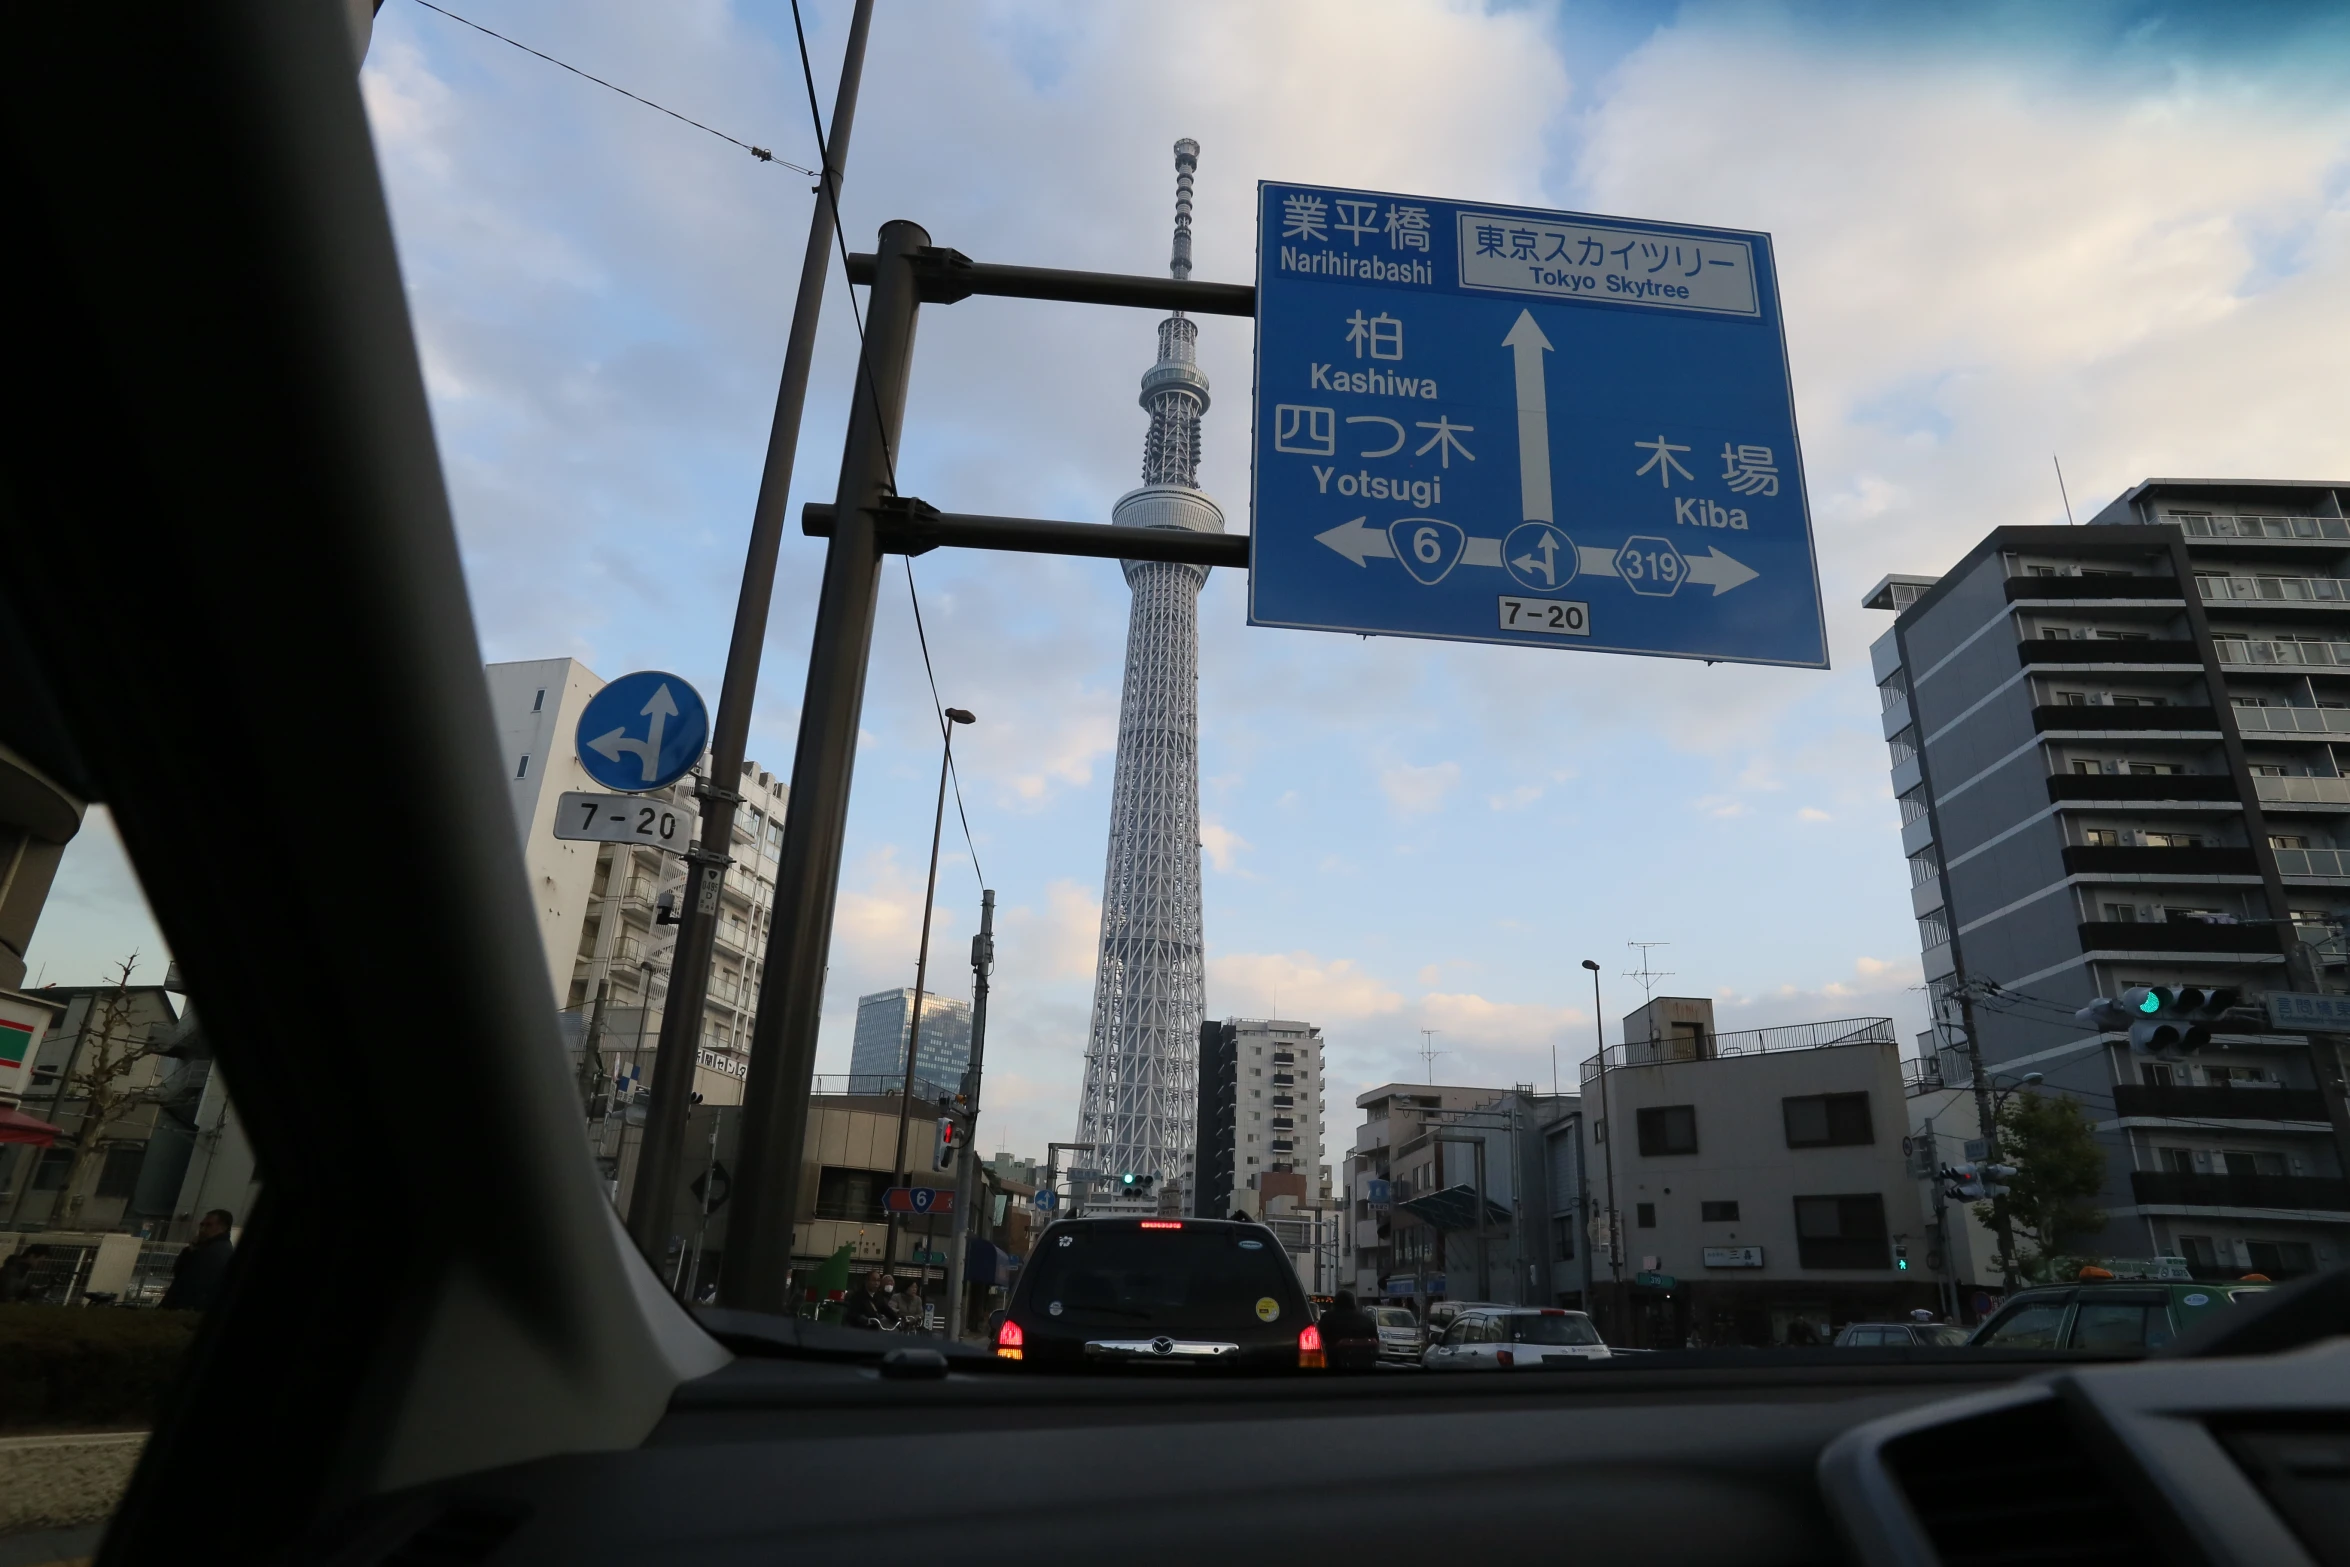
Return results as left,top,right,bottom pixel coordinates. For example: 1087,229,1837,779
532,688,546,713
94,1143,146,1199
1793,1194,1890,1269
1635,1203,1656,1228
1700,1201,1739,1222
2129,762,2182,776
2272,835,2311,850
1783,1093,1873,1148
29,1149,71,1190
515,754,530,779
2084,827,2123,847
1552,1217,1576,1260
2221,1150,2288,1177
2178,1235,2218,1273
2103,904,2139,923
2056,690,2090,705
812,1166,883,1221
2246,1240,2316,1278
2141,1062,2175,1087
2160,1148,2197,1174
1635,1105,1697,1157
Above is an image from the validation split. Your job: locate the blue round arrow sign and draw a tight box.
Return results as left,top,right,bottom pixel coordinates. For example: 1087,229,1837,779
575,671,709,793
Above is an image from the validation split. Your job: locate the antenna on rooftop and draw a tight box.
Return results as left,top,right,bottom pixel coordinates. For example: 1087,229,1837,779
1418,1029,1444,1085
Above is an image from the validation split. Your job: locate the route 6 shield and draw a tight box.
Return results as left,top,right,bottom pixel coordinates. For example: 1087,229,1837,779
1387,517,1465,585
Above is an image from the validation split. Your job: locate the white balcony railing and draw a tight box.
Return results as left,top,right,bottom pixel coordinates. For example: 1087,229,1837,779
2273,847,2350,878
2255,776,2350,806
2169,513,2350,542
2234,705,2350,736
2216,639,2350,669
2200,575,2350,605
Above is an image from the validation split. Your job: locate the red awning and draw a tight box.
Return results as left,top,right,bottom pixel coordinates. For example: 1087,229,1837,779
0,1106,62,1146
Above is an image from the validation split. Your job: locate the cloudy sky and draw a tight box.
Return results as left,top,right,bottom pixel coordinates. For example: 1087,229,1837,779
29,0,2350,1162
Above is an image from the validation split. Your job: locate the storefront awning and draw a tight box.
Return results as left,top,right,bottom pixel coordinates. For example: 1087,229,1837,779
0,1105,63,1146
1395,1183,1511,1232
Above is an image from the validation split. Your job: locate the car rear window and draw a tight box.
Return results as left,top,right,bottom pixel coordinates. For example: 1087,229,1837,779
1921,1325,1969,1346
1977,1297,2070,1348
1023,1227,1303,1332
1510,1313,1602,1345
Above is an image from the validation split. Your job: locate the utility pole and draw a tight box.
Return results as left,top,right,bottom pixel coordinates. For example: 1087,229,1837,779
1953,982,2018,1290
1045,1141,1093,1230
627,0,876,1276
941,889,993,1341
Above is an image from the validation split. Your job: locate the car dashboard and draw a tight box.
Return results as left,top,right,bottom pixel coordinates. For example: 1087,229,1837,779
287,1337,2349,1566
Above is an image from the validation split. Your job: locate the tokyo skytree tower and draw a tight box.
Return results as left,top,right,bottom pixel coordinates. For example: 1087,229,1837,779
1074,139,1223,1193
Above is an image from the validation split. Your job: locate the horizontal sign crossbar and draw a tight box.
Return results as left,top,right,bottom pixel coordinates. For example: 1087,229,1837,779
802,501,1251,568
844,248,1255,317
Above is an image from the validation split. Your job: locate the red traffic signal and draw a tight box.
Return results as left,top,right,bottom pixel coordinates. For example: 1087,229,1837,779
932,1115,962,1171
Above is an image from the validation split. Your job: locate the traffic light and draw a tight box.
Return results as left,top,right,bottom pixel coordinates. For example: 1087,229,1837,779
932,1116,961,1171
2075,986,2240,1056
1895,1243,1909,1271
1943,1163,1987,1201
1980,1162,2018,1198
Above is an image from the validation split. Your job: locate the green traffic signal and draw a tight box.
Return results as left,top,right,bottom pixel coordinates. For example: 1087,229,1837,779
2139,990,2161,1014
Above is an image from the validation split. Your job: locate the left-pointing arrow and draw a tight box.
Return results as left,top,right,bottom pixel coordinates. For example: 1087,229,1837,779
1316,516,1393,566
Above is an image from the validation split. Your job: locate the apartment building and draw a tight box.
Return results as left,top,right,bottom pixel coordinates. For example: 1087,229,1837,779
1346,1081,1505,1296
847,987,974,1100
1581,999,1936,1346
488,658,789,1109
1867,478,2350,1281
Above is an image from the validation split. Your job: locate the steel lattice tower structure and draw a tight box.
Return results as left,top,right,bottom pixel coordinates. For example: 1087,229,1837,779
1074,139,1223,1197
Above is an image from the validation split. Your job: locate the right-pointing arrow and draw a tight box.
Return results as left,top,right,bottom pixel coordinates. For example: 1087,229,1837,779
1683,546,1760,595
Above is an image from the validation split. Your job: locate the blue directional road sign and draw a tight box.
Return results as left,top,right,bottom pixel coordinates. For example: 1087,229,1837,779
574,670,710,793
1250,182,1826,668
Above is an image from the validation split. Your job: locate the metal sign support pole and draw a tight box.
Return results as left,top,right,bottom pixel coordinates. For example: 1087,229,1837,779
625,0,874,1271
720,218,931,1311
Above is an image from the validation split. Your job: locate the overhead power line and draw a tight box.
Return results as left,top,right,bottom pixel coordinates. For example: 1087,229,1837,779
407,0,818,176
784,0,984,893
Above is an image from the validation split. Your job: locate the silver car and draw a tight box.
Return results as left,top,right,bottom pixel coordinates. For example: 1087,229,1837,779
1421,1308,1612,1370
1370,1305,1424,1363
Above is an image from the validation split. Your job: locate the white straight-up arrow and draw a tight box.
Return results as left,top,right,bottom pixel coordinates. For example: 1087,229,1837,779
1503,310,1554,525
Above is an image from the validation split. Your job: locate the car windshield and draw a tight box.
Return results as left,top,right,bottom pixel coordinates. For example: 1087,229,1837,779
1021,1229,1300,1331
1510,1314,1603,1345
12,8,2339,1556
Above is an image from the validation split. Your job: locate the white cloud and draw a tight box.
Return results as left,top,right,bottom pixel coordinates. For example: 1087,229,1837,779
1797,806,1833,822
1488,783,1544,811
1200,820,1251,874
1381,760,1462,816
1209,951,1405,1022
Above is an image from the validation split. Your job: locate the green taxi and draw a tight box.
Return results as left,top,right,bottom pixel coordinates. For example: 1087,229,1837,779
1969,1279,2273,1352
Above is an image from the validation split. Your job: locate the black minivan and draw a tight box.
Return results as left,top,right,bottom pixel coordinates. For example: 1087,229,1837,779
994,1216,1323,1373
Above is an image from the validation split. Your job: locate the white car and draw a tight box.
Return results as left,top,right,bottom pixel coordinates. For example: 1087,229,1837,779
1421,1308,1613,1370
1370,1305,1425,1363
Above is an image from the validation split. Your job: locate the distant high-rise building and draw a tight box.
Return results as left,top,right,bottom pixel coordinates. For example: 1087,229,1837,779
849,987,973,1099
1074,138,1223,1194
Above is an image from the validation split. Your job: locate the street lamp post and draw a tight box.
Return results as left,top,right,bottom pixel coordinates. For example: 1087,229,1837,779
883,707,976,1284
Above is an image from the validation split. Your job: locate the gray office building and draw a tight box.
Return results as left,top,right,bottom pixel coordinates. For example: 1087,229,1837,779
847,988,973,1101
1867,478,2350,1281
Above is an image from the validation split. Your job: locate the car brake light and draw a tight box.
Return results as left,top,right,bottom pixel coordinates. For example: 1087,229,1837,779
1540,1308,1565,1316
1298,1323,1325,1369
1139,1220,1183,1229
1496,1348,1515,1367
995,1318,1024,1361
